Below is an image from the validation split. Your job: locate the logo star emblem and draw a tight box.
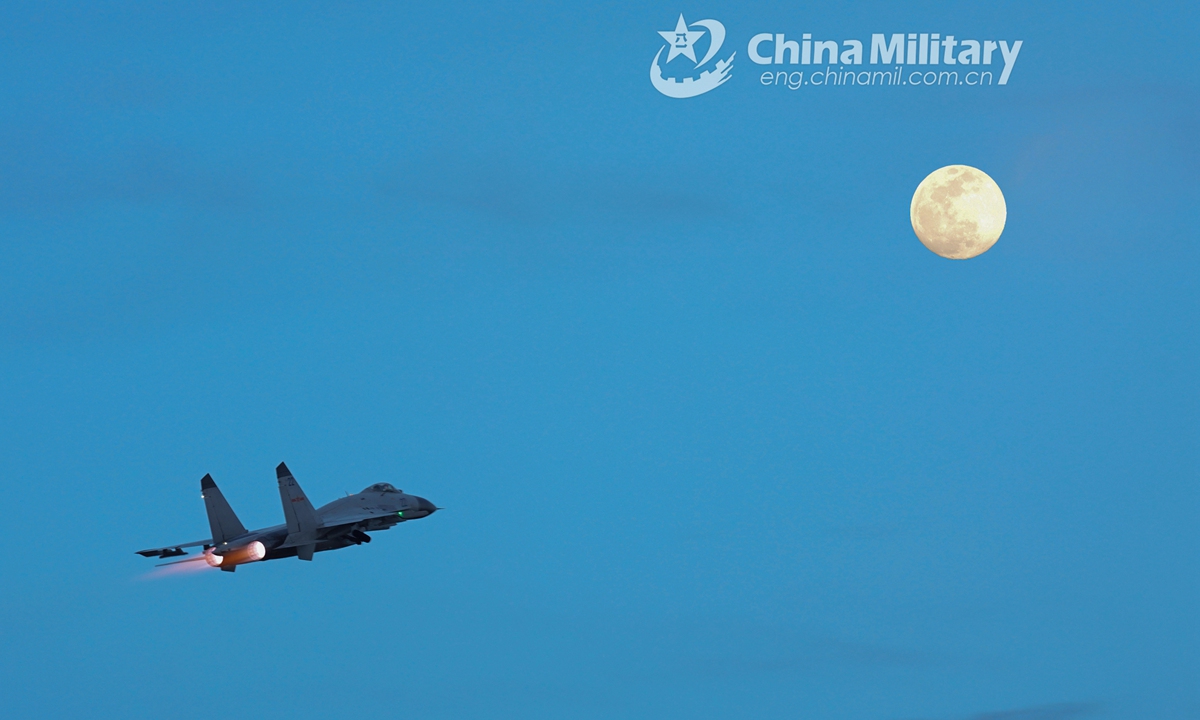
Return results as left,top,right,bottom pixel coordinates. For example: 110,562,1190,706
658,14,704,64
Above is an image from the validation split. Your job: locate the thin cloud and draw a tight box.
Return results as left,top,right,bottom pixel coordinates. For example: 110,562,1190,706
967,702,1101,720
0,131,253,213
687,627,949,679
902,701,1101,720
373,154,734,228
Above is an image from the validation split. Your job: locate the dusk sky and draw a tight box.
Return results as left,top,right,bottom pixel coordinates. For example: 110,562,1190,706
0,2,1196,719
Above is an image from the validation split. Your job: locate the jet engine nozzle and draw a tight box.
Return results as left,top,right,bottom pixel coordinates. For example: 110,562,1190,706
205,540,267,568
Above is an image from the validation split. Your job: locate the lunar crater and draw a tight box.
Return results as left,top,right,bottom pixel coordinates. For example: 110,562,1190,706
910,165,1006,260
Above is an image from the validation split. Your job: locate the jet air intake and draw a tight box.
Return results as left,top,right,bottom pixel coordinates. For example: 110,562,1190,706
205,541,267,568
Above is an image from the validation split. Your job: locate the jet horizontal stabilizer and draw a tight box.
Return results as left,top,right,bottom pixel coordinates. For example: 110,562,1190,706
137,547,188,559
135,538,212,558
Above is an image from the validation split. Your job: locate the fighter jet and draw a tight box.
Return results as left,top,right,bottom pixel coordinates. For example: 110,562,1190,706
137,462,438,572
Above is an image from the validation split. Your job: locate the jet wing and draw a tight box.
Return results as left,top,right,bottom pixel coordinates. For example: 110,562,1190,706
318,506,401,529
135,539,213,558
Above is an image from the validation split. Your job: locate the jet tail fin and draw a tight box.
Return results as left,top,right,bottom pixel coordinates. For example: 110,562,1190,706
201,474,247,544
277,462,320,537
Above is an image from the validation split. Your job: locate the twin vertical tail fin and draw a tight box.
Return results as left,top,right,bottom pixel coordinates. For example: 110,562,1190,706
277,462,319,560
201,474,247,544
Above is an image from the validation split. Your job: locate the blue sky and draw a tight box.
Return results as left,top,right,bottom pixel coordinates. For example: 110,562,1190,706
0,2,1196,719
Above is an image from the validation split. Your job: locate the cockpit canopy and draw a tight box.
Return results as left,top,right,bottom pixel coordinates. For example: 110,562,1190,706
363,482,402,494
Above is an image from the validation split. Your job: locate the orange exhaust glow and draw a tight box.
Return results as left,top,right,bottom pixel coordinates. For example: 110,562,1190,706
205,541,267,568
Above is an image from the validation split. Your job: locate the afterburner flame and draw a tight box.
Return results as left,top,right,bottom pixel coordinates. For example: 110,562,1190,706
138,556,216,580
204,541,267,568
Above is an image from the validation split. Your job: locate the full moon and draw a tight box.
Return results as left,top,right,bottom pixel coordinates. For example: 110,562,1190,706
910,165,1006,260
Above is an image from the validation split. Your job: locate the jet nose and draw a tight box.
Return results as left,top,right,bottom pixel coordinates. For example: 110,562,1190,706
417,497,437,515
